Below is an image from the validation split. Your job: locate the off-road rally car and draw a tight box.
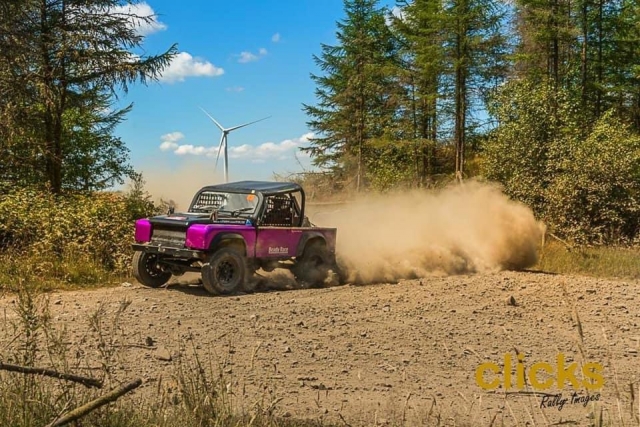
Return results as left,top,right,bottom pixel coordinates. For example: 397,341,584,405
132,181,340,295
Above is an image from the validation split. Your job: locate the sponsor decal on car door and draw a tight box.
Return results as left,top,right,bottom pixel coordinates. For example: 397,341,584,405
256,228,302,258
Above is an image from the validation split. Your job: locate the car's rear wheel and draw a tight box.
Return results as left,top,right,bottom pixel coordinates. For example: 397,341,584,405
133,251,171,288
201,247,247,295
293,241,337,287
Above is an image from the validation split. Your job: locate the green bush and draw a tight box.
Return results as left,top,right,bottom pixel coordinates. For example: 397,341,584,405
483,79,640,244
545,111,640,243
0,180,159,289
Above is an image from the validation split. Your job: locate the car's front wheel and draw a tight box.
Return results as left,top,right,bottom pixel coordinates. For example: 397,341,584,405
201,247,247,295
133,251,172,288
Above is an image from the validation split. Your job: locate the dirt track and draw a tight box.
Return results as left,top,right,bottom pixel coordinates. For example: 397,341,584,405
1,271,639,426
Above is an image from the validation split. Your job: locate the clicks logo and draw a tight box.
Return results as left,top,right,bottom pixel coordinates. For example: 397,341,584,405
475,353,605,391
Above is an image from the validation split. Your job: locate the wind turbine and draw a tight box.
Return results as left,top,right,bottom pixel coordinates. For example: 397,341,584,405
199,107,271,183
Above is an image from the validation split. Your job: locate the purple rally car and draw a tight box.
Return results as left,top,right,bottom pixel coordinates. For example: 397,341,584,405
131,181,340,295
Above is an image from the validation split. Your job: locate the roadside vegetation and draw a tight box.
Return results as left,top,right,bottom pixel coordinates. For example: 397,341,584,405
536,240,640,279
0,0,175,291
0,175,165,292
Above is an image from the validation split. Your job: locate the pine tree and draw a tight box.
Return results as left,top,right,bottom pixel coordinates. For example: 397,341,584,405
397,0,507,181
61,90,135,190
514,0,574,87
0,0,176,193
302,0,399,191
513,0,640,129
393,0,446,185
443,0,508,179
608,0,640,129
0,0,42,188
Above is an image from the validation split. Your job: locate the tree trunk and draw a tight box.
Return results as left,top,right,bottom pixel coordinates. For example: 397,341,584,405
595,0,603,116
355,54,365,193
552,0,560,89
356,88,365,193
580,0,588,107
634,93,640,132
40,0,58,193
418,84,437,186
40,0,63,194
454,7,467,181
410,74,419,184
53,0,68,193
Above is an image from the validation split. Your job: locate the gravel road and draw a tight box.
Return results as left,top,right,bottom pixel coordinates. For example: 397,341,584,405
1,271,638,426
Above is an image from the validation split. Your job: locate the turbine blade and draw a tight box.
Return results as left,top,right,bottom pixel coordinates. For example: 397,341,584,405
214,133,225,171
199,107,225,131
226,115,272,132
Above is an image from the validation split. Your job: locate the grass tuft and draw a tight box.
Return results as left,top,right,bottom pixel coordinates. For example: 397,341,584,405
535,240,640,279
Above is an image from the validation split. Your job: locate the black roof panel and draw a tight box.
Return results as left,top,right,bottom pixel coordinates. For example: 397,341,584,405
199,180,302,195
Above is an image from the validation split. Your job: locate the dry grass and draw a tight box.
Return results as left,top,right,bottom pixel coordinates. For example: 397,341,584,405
0,252,125,292
534,240,640,279
0,285,335,427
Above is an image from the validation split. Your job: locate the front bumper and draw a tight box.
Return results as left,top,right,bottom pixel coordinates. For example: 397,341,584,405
131,243,207,260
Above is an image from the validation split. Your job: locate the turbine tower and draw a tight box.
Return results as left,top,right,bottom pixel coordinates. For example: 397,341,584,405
200,107,270,183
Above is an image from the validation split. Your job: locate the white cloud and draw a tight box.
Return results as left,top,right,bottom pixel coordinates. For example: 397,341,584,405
232,144,252,155
159,132,185,151
159,52,224,83
96,106,113,116
226,86,245,92
123,52,141,64
300,132,314,141
111,2,167,36
174,145,215,156
237,48,268,63
237,52,257,63
159,132,315,161
230,133,314,159
385,6,406,26
271,33,281,43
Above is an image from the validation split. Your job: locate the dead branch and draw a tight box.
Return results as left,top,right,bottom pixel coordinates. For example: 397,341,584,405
548,232,574,251
46,379,142,427
0,362,103,388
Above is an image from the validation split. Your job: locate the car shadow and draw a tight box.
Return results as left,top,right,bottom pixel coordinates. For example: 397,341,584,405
519,268,560,276
162,272,314,298
158,267,557,298
162,281,210,297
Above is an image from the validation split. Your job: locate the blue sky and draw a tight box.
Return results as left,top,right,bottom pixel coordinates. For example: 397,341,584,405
114,0,399,187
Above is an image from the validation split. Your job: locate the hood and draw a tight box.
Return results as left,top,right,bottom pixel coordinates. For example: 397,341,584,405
148,212,212,229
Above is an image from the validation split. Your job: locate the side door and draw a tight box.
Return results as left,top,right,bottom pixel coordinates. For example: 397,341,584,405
255,194,303,258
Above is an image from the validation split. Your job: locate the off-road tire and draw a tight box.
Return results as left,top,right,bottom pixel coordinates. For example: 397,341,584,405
133,251,171,288
293,241,337,288
201,247,247,295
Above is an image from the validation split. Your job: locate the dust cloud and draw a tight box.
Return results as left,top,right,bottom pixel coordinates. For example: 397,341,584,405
308,181,545,284
139,161,222,210
141,168,545,284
